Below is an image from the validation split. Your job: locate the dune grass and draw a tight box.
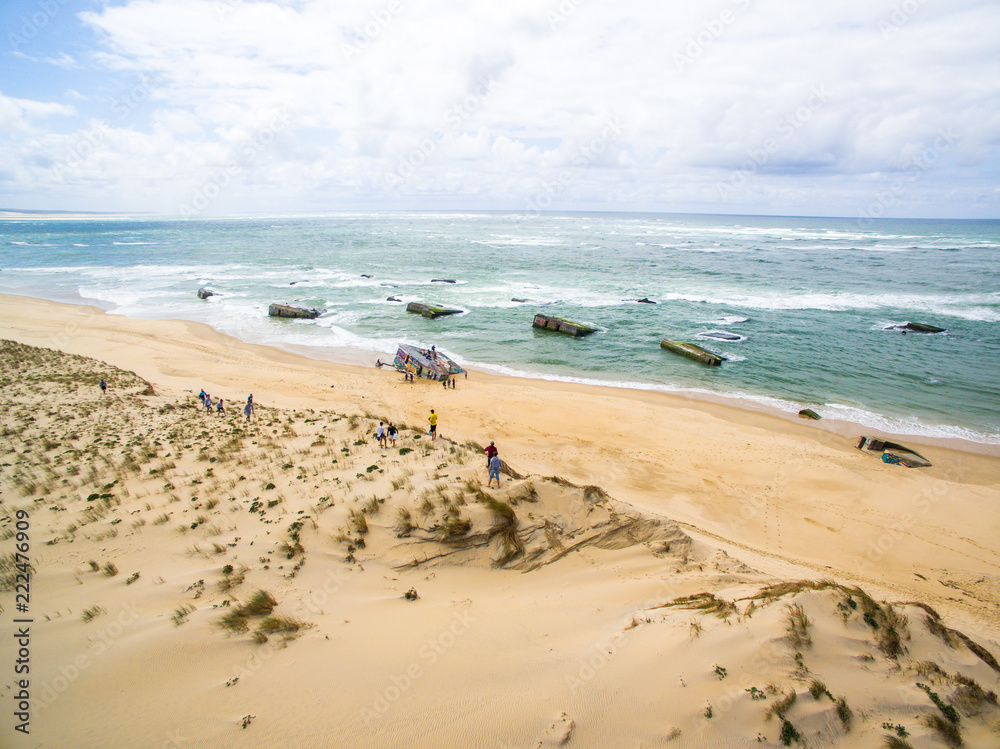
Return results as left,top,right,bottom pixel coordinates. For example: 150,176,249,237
655,592,737,619
218,590,278,634
81,606,106,622
395,507,414,537
479,494,523,566
785,603,812,648
882,736,913,749
919,713,962,747
765,689,797,721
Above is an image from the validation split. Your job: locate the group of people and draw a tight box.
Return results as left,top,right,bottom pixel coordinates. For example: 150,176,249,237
429,408,502,486
382,345,466,386
198,390,255,421
198,389,225,415
485,440,503,488
376,421,399,448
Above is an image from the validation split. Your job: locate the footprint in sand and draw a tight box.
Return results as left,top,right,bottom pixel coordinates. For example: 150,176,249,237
535,712,574,747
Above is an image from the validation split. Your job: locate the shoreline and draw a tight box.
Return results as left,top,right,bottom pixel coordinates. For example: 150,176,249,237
4,292,1000,747
2,291,996,458
4,291,1000,595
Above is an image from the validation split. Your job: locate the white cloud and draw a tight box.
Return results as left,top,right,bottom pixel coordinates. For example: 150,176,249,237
0,0,995,215
0,92,77,132
44,53,77,68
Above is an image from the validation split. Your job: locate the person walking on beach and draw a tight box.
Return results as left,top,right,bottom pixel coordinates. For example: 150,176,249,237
488,452,502,488
205,395,214,413
388,423,398,447
485,440,497,471
216,398,225,416
199,388,206,405
429,409,438,440
99,379,107,395
377,421,386,448
244,400,254,422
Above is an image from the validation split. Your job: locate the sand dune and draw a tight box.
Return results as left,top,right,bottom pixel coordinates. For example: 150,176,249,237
2,296,1000,747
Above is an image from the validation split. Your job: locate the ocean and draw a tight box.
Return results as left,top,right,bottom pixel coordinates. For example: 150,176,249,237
2,211,998,445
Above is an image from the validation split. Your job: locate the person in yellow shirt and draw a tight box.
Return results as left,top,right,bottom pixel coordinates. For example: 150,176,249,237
429,409,438,440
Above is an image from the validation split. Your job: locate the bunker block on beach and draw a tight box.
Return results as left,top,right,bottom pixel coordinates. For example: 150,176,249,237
406,302,463,319
531,314,596,337
268,303,321,319
857,436,932,468
659,338,726,366
393,344,465,381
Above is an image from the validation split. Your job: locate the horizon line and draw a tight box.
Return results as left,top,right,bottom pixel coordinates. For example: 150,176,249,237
3,207,999,222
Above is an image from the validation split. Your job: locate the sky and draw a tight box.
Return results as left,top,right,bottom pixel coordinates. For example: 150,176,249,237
1,0,998,218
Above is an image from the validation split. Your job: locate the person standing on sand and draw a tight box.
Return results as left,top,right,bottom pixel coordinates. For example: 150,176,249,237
100,379,107,394
217,398,225,416
377,421,386,448
485,440,497,471
488,453,502,488
429,409,438,440
244,400,253,422
388,423,398,447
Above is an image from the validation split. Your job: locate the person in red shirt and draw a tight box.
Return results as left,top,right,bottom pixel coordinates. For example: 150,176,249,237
485,440,497,471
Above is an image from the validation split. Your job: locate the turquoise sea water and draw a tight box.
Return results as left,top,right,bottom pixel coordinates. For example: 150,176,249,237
2,212,998,445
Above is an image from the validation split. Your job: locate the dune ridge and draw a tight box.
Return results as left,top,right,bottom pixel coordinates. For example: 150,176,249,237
3,293,1000,746
2,335,1000,747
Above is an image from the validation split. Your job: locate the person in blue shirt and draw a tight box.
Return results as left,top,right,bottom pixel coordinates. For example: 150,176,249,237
488,453,502,488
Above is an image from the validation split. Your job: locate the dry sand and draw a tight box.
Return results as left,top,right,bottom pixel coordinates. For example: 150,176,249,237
1,294,999,748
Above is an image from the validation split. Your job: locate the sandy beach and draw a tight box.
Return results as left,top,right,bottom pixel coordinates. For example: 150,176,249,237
2,293,999,748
